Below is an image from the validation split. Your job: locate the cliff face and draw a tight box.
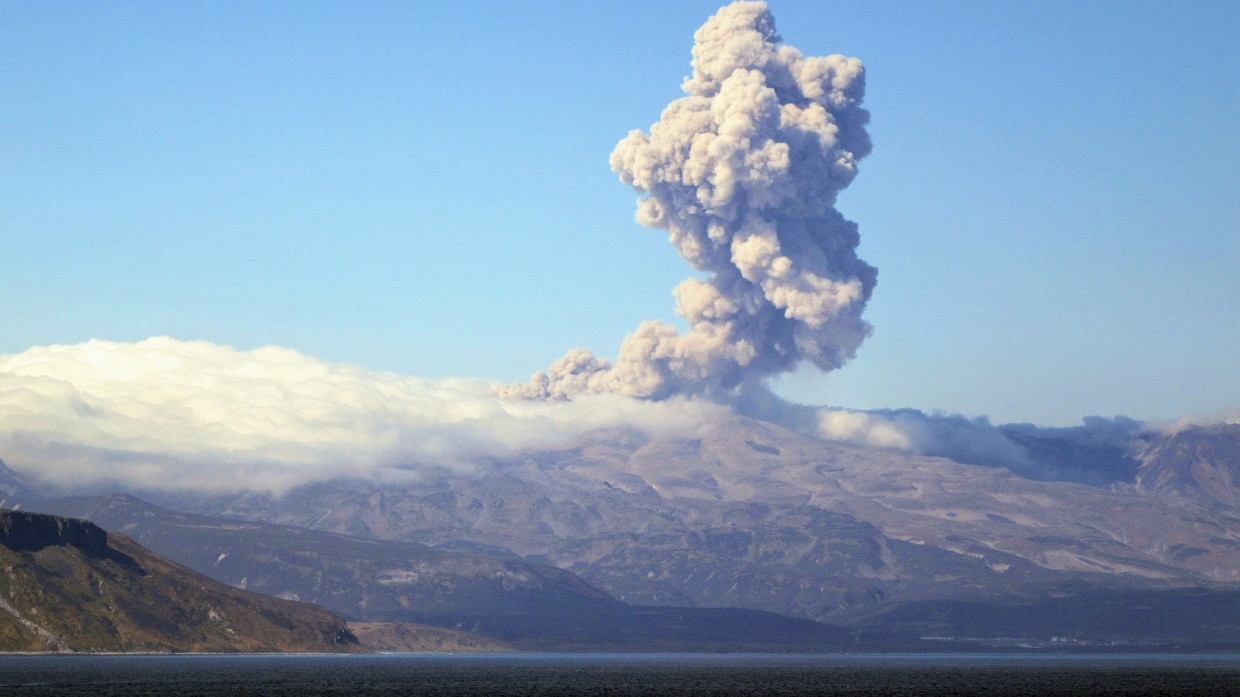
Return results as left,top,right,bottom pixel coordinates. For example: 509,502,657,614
0,510,109,554
0,509,361,653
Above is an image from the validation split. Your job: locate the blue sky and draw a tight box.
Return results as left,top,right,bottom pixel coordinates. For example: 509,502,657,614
2,0,1237,426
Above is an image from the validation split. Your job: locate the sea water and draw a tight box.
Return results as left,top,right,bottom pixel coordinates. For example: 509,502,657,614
2,653,1239,696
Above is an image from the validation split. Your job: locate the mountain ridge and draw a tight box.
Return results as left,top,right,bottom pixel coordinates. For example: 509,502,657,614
9,415,1240,650
0,509,361,653
144,414,1238,615
1137,424,1240,506
23,494,864,651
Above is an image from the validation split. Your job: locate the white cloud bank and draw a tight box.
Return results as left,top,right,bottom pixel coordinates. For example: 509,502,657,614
0,337,727,493
2,337,1232,494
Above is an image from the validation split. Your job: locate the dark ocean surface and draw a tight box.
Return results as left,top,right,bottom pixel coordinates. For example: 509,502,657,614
2,653,1239,696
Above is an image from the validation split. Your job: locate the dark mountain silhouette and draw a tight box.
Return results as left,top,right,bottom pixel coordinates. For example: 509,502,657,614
0,509,360,653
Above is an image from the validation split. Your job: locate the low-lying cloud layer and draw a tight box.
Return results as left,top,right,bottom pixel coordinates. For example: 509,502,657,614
0,338,726,493
502,1,876,402
813,408,1149,485
2,337,1233,494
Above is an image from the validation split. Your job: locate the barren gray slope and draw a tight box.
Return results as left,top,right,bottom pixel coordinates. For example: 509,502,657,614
26,494,858,651
1137,424,1240,506
150,415,1240,623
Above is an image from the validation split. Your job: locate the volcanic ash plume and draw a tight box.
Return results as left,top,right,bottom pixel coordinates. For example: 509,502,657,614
500,1,876,402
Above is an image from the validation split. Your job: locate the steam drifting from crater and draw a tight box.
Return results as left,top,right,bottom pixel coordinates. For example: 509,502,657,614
501,1,876,402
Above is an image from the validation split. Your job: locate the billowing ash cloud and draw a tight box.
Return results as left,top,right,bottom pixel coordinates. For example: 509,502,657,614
0,338,726,493
501,1,875,402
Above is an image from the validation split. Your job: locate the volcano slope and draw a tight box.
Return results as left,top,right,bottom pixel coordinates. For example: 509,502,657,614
130,415,1240,638
1136,424,1240,506
13,417,1240,648
25,494,858,651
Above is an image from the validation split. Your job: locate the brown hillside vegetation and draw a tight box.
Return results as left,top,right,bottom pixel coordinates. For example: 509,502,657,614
347,622,514,652
0,509,360,653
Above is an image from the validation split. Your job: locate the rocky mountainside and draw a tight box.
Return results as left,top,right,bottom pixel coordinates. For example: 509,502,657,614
145,415,1240,627
0,509,361,653
28,494,614,625
25,494,860,651
1136,424,1240,506
27,490,1240,651
12,417,1240,650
